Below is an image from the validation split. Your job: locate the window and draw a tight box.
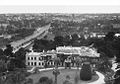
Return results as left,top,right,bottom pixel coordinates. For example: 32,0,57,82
34,62,37,66
34,57,36,60
48,62,49,65
28,62,30,65
42,62,44,65
39,62,41,66
31,62,33,66
31,57,33,60
28,57,30,60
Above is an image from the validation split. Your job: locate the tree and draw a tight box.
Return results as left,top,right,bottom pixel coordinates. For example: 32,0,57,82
54,36,64,46
80,62,92,81
113,69,120,84
33,39,48,52
0,48,6,60
70,34,80,46
15,48,26,60
63,35,71,46
4,44,13,57
97,56,112,73
71,33,79,41
0,48,4,56
14,48,26,68
104,32,115,41
33,39,56,52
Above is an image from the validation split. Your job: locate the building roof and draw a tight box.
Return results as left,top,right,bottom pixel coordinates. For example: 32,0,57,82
27,52,42,56
56,46,100,57
26,50,56,57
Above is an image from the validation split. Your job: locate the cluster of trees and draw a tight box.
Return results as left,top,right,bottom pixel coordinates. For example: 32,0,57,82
0,44,28,73
92,32,120,60
50,18,120,37
0,68,32,84
0,44,32,84
33,33,84,52
113,69,120,84
10,28,35,41
50,20,81,36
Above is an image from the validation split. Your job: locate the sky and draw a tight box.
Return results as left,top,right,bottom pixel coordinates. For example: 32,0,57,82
0,0,120,14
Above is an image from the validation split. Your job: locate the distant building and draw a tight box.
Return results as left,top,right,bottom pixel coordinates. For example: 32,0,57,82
90,32,106,38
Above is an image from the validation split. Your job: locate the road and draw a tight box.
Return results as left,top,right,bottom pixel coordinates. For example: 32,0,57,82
10,24,51,51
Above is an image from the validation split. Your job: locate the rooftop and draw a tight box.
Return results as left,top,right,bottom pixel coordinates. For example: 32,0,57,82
56,46,100,57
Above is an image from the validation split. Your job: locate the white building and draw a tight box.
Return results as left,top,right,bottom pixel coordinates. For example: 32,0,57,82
26,46,100,67
56,46,100,57
26,50,56,67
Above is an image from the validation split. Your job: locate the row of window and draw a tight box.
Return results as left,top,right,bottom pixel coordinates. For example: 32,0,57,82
27,61,54,66
27,57,44,60
27,62,44,66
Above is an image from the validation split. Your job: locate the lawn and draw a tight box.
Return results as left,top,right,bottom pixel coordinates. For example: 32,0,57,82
27,69,99,84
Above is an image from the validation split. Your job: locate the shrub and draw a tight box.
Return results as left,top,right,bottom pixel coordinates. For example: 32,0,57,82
25,78,33,84
80,62,92,81
38,76,53,84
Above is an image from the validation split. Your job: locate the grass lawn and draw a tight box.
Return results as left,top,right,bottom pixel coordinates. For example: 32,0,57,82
27,69,99,84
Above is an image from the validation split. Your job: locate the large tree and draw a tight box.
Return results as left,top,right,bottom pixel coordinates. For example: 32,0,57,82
104,32,115,41
80,62,92,81
54,36,64,46
14,48,26,68
4,44,13,57
0,48,6,60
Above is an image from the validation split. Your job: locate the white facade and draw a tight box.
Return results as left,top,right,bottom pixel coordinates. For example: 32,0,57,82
26,51,56,67
26,52,44,67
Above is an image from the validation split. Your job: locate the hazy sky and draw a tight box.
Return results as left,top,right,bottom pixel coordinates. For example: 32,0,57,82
0,6,120,14
0,0,120,14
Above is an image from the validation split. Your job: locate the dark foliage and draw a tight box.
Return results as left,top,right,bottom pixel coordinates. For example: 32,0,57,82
33,39,56,52
80,62,92,81
38,76,53,84
4,44,13,57
113,70,120,84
